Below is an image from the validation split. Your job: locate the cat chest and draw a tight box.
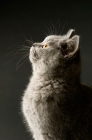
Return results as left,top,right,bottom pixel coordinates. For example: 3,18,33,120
23,86,63,121
23,81,64,124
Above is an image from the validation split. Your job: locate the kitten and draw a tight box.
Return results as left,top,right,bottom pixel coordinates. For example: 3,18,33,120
21,29,92,140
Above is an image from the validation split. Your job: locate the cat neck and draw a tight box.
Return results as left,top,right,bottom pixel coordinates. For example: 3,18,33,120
31,54,81,86
31,65,80,87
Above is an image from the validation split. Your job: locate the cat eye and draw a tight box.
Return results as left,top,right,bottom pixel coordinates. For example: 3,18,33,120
45,44,48,48
42,44,49,48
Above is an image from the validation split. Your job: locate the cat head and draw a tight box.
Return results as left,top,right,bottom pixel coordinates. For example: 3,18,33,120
29,29,81,80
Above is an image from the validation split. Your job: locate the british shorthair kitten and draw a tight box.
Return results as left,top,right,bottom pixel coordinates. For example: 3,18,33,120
22,29,92,140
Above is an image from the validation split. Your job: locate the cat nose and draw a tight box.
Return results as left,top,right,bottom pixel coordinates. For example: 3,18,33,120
32,43,42,48
32,43,36,47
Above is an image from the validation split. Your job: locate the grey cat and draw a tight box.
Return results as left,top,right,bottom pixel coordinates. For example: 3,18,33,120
21,29,92,140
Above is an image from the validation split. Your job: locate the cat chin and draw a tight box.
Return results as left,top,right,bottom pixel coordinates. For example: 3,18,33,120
30,46,36,55
29,47,37,62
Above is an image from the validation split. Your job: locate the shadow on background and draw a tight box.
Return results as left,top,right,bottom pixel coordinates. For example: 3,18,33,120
0,1,92,140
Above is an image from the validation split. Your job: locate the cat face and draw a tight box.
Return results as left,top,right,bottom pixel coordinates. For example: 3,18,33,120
29,29,81,79
29,29,80,67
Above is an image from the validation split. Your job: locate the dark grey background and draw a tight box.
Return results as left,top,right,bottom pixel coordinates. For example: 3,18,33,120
0,1,92,140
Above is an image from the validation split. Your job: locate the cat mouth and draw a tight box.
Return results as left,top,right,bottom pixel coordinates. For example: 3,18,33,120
30,47,37,57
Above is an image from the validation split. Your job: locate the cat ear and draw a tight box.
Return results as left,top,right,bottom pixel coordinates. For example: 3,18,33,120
66,29,75,38
61,35,80,59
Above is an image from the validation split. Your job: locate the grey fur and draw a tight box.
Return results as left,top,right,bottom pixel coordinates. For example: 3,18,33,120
21,29,92,140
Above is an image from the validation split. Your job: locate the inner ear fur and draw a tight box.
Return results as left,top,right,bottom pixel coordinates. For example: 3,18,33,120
62,35,80,58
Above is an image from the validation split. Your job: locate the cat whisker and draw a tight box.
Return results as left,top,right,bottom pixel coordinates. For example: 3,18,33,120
43,23,52,36
15,50,29,56
6,45,30,56
41,29,48,37
50,20,56,35
48,21,54,35
60,21,68,35
23,34,33,45
22,34,33,47
16,53,29,69
24,39,33,46
4,56,21,65
16,54,28,70
6,44,30,70
56,18,61,35
28,32,34,44
17,45,30,48
6,50,18,56
16,47,30,52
